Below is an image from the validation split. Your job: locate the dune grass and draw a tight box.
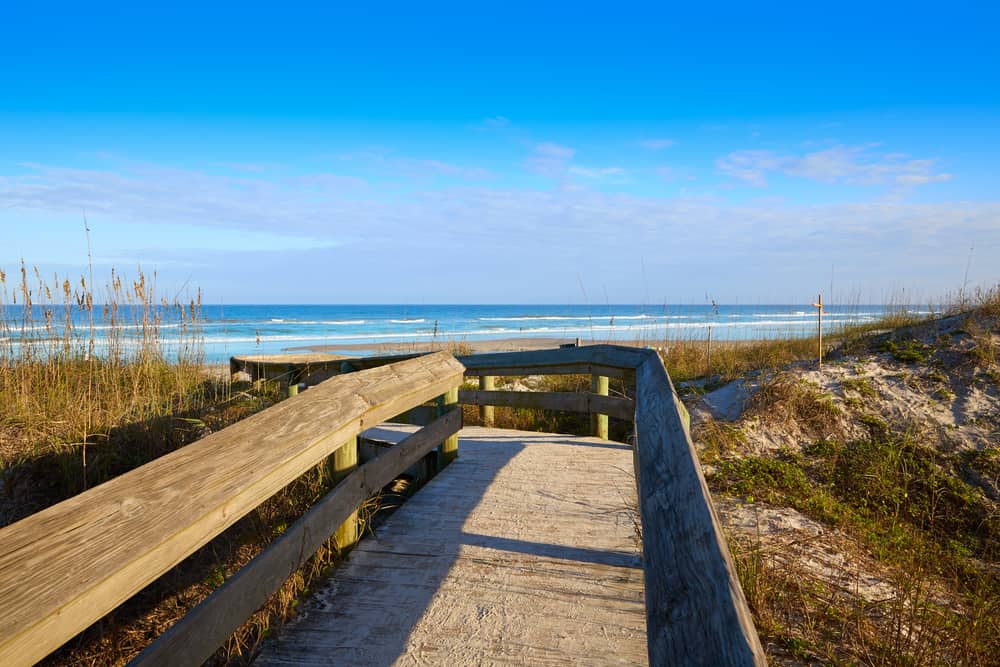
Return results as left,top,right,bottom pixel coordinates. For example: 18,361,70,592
0,263,221,497
703,287,1000,665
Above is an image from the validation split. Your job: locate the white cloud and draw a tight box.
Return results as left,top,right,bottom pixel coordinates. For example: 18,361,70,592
568,166,627,179
334,147,492,180
715,150,786,187
2,159,997,302
655,166,697,183
717,144,953,195
638,138,676,150
524,142,576,178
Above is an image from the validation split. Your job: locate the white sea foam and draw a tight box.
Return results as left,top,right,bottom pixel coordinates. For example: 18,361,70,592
478,316,587,322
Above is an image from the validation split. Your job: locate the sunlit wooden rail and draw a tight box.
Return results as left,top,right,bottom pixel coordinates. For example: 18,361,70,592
0,353,465,666
0,344,765,666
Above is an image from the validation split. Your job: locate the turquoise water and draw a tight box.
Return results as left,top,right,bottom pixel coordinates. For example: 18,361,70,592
3,303,922,363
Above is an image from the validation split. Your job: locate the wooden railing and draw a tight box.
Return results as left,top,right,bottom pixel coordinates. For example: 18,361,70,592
0,345,765,666
0,353,465,667
458,345,765,665
235,343,766,664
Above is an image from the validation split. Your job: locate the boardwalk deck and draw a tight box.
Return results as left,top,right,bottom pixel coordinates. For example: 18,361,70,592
255,425,647,666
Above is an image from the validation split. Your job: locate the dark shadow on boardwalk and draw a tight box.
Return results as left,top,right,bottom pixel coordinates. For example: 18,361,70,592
459,531,641,569
255,429,646,667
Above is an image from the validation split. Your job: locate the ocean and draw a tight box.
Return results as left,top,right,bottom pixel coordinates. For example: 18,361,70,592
3,303,921,364
177,303,908,362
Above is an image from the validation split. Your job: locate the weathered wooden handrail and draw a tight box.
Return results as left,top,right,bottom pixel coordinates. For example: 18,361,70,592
633,348,765,664
0,352,465,667
312,343,766,664
134,410,463,666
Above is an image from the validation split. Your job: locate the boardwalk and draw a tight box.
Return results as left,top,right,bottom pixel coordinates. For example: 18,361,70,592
256,425,647,666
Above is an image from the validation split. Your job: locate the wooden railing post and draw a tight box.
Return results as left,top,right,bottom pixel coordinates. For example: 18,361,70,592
438,387,460,469
591,374,609,439
331,436,359,551
479,375,495,426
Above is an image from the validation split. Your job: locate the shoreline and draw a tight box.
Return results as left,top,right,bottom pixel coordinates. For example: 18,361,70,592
281,335,773,357
285,336,582,355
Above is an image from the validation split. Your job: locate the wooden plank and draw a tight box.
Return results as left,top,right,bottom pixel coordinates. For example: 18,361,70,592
458,344,646,373
132,410,463,667
230,354,349,382
458,389,634,422
339,352,424,371
633,350,766,665
324,345,643,375
0,352,466,667
254,426,646,667
233,345,643,386
462,362,632,379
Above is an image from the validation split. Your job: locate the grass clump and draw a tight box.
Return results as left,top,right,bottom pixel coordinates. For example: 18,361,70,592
879,338,931,364
660,336,818,385
744,375,843,438
696,418,745,464
842,375,878,398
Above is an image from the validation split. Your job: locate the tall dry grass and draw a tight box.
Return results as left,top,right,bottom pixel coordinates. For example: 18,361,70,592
0,261,216,494
652,286,1000,386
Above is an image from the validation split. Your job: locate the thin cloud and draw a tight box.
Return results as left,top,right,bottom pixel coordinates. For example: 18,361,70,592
568,166,627,179
335,148,493,181
716,144,953,195
524,142,576,178
3,158,996,302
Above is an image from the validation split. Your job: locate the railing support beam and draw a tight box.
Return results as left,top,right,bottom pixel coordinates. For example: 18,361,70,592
479,375,495,427
438,387,460,468
331,436,359,551
591,374,609,439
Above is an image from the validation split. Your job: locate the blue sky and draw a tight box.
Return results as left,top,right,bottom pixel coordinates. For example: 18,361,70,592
1,1,998,304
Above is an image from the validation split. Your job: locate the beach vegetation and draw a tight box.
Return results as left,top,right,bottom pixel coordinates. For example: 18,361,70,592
702,288,1000,665
0,263,407,665
4,268,999,665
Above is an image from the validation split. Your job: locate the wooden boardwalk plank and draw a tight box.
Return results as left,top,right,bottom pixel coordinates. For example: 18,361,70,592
255,426,646,667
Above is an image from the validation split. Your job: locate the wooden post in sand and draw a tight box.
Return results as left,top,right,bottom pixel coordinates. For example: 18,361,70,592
812,293,824,368
479,375,495,427
591,374,609,439
438,387,460,468
331,436,359,550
